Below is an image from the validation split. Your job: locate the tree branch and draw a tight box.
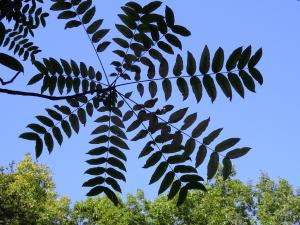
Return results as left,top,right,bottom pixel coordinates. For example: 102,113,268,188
0,71,21,85
0,87,112,101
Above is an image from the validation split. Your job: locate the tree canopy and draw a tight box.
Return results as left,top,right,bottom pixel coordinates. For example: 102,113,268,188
1,155,299,225
0,154,71,224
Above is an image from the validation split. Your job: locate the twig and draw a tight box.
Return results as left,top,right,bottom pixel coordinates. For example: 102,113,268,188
73,6,110,85
0,71,21,85
0,86,112,101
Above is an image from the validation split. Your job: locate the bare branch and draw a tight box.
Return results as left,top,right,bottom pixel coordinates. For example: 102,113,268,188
0,71,21,85
0,86,112,101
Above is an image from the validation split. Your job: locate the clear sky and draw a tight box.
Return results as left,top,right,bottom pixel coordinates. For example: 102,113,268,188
1,0,300,203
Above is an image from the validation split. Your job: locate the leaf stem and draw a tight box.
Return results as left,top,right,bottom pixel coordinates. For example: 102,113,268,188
111,24,139,86
112,29,170,86
116,69,242,88
118,91,181,182
117,91,226,158
48,95,97,133
104,92,112,183
73,6,110,85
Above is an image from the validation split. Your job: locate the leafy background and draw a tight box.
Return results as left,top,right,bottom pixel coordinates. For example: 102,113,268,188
0,0,300,202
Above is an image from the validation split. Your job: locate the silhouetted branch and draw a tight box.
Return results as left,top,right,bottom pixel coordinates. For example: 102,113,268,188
0,71,21,85
0,86,112,100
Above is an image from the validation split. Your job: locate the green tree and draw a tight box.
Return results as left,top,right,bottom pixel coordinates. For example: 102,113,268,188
0,1,264,205
0,154,71,224
255,174,300,224
70,194,147,225
144,172,255,225
1,155,299,224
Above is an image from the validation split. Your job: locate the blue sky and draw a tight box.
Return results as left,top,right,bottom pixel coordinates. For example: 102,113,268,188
1,0,300,203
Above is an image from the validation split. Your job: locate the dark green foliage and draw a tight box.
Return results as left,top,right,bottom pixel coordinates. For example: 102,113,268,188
51,0,111,52
0,0,48,61
1,0,264,206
